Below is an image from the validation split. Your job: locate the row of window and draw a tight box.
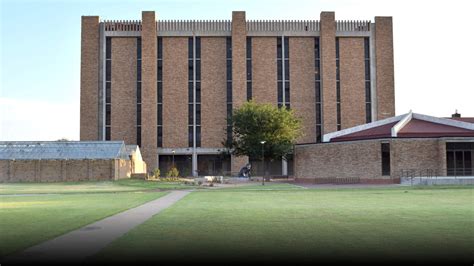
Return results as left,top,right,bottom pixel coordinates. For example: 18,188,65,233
226,37,233,145
335,38,341,131
246,37,252,101
105,37,112,141
157,37,163,147
277,36,290,109
364,37,372,123
136,38,142,146
189,37,202,147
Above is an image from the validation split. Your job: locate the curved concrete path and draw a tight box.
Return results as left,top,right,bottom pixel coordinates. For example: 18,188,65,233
7,190,191,263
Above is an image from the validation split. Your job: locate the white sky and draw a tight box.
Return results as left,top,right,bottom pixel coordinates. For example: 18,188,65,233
1,0,473,141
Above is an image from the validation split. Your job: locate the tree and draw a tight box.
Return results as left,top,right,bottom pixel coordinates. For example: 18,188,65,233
224,101,302,162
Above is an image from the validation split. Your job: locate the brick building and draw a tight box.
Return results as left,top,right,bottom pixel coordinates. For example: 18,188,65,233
294,112,474,184
80,11,395,176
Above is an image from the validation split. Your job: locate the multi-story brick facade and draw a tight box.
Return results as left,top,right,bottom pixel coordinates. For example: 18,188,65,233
80,11,395,176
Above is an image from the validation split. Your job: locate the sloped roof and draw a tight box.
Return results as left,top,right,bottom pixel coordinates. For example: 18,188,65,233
326,112,474,142
0,141,129,160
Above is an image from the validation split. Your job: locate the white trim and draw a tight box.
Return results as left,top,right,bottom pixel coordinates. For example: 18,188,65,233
412,113,474,131
323,113,407,142
391,111,412,137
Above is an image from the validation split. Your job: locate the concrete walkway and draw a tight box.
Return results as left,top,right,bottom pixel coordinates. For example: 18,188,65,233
8,190,190,263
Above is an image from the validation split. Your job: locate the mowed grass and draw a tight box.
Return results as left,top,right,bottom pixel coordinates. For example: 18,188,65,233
95,186,474,263
0,179,194,195
0,191,167,257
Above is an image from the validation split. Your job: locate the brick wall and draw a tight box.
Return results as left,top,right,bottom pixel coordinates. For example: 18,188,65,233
252,37,277,105
80,16,100,140
162,37,188,148
375,16,395,120
201,37,227,148
111,38,137,145
320,12,337,134
294,138,449,183
339,37,366,129
0,159,131,182
290,37,316,143
141,11,158,169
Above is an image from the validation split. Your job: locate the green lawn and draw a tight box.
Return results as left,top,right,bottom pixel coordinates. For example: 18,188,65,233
0,179,194,195
95,186,474,263
0,191,167,257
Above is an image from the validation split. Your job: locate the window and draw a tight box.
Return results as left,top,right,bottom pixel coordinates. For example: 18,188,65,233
315,37,322,143
364,37,372,123
446,142,473,176
137,37,142,146
277,36,290,108
156,37,163,147
226,37,233,145
105,37,112,141
381,143,391,176
336,37,341,130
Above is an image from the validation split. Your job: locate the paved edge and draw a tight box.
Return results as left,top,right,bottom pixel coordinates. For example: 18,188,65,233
7,190,191,263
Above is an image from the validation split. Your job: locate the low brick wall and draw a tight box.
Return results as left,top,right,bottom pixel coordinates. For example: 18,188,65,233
294,138,446,184
0,159,131,183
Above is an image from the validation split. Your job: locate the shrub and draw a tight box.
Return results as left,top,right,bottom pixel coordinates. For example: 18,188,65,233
153,168,160,179
166,167,180,178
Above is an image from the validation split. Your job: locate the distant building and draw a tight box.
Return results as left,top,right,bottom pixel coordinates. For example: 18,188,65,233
0,141,146,182
294,112,474,184
80,10,395,177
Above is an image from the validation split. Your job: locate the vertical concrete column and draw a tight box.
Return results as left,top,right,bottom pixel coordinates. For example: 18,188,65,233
374,16,395,120
80,16,100,140
320,12,337,134
231,11,249,175
438,140,447,176
141,11,158,171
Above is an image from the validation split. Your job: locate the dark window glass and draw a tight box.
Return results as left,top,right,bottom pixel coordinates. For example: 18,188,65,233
314,37,320,58
188,60,193,81
247,81,252,101
337,104,341,129
277,82,283,102
196,126,201,147
196,104,201,125
157,37,163,59
157,104,162,125
226,37,232,58
188,126,193,147
105,105,111,125
246,60,252,80
188,37,193,59
284,37,289,58
137,37,142,59
455,151,464,176
137,104,141,125
106,82,111,104
226,82,232,102
106,60,111,81
285,103,291,110
157,82,162,103
277,37,282,59
106,37,111,59
366,103,372,123
464,151,472,175
188,82,193,103
315,60,320,80
196,82,201,103
157,126,162,147
188,104,193,125
226,60,232,80
315,82,321,103
336,61,340,81
277,60,283,80
285,81,290,102
381,143,391,176
227,125,232,144
365,81,371,102
316,126,322,143
364,37,370,59
227,104,233,119
136,126,141,147
195,37,201,58
316,103,322,124
157,60,163,80
137,82,141,103
246,37,252,58
137,60,141,81
365,60,371,80
447,151,455,176
335,38,340,59
195,60,201,81
105,127,111,141
284,59,290,80
278,103,283,109
336,82,341,102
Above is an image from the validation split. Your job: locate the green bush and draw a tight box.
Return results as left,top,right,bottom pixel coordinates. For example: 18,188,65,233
166,167,180,178
153,168,160,179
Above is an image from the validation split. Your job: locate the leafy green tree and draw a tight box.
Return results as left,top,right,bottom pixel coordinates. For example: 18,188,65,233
224,101,302,161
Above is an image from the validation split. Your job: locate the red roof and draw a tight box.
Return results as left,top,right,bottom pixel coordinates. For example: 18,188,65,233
331,122,397,142
398,118,474,138
327,113,474,143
